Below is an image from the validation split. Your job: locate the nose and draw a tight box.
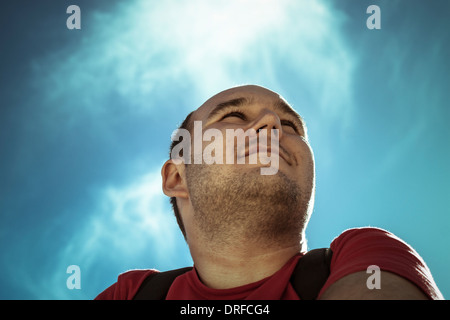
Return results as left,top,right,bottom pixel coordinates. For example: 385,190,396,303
252,109,282,140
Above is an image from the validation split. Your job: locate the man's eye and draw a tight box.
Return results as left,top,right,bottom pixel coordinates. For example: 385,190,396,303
281,120,299,132
221,111,246,120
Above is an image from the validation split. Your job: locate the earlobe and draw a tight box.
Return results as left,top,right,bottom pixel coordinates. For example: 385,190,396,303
161,160,189,199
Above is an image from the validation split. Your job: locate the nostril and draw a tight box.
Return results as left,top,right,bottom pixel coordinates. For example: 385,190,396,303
272,128,279,137
257,125,267,133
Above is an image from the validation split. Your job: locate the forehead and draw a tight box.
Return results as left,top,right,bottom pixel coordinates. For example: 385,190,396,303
194,85,288,121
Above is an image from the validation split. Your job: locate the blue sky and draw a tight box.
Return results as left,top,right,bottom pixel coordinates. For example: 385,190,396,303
0,0,449,299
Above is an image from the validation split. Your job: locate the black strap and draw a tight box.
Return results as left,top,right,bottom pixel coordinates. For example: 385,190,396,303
133,248,332,300
290,248,333,300
133,267,192,300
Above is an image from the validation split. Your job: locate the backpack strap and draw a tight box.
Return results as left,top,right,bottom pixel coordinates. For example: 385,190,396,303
133,248,333,300
290,248,333,300
133,267,192,300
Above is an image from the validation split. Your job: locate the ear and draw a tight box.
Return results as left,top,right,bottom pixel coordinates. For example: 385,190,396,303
161,159,189,199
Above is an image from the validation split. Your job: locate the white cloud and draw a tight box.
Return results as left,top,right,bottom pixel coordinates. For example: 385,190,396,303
94,171,177,256
33,0,354,127
14,168,188,299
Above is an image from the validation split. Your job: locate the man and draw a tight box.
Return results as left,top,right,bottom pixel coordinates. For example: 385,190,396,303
96,85,443,300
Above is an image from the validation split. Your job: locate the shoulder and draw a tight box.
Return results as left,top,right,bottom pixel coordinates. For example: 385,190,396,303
329,226,403,248
95,269,159,300
318,227,443,300
329,227,425,264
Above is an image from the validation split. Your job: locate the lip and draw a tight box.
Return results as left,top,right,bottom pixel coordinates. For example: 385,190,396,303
243,144,292,166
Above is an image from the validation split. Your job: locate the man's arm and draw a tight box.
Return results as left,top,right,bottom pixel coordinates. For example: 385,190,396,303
316,227,443,300
319,270,428,300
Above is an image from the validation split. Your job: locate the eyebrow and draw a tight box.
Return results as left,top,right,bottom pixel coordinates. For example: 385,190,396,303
274,99,306,131
207,96,306,132
207,97,249,121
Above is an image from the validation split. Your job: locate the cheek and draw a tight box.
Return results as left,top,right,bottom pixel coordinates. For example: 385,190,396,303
291,139,315,177
305,142,315,172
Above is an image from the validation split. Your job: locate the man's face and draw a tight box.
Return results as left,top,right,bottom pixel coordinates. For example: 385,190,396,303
183,85,315,248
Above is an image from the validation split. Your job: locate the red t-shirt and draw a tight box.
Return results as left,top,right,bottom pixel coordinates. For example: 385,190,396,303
95,227,443,300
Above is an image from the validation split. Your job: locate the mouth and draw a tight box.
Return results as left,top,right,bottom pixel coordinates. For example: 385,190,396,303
242,144,292,166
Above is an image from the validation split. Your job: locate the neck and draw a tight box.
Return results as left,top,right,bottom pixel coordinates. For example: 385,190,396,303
188,236,302,289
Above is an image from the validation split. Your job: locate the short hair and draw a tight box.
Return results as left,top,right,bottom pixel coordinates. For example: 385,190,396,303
169,111,194,239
